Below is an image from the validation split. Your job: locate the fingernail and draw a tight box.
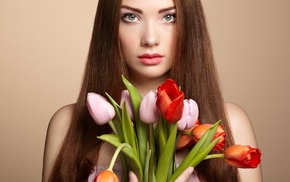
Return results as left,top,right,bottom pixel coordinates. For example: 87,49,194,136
129,171,136,180
188,167,194,174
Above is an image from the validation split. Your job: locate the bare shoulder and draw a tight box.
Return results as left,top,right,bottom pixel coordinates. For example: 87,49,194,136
224,102,263,182
48,104,75,133
42,104,75,182
224,102,257,146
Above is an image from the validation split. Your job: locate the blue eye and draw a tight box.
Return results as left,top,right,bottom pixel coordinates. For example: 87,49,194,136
162,14,176,22
122,13,139,22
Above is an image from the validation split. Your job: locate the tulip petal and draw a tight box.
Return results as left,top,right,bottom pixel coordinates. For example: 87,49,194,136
166,93,184,123
186,99,199,128
95,170,119,182
191,123,226,150
156,90,172,113
176,134,193,149
87,93,116,125
120,90,134,119
177,99,199,130
140,91,160,124
158,79,180,99
224,145,261,168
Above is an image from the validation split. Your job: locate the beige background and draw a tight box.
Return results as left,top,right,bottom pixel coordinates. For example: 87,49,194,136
0,0,289,181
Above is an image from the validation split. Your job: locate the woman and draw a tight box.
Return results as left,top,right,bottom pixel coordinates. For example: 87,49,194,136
42,0,262,181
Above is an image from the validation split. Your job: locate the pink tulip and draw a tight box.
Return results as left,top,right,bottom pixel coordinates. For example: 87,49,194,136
177,99,199,130
86,92,116,125
120,90,133,119
139,91,160,124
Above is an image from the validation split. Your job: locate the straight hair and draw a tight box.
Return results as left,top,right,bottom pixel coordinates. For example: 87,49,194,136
172,0,238,181
49,0,239,181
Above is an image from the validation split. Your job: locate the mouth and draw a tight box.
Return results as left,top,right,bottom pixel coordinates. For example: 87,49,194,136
138,53,164,65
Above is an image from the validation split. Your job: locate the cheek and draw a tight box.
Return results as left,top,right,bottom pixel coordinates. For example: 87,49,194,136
119,32,137,57
169,30,177,49
160,27,177,55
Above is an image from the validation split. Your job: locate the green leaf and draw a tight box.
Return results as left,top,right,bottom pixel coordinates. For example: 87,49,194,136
157,119,167,156
105,92,123,136
155,122,177,182
98,134,143,181
189,137,220,167
105,92,122,120
198,120,221,152
98,134,122,144
168,120,221,182
120,154,129,182
121,103,138,153
121,75,142,115
121,75,149,169
144,142,151,182
110,119,123,140
148,124,156,182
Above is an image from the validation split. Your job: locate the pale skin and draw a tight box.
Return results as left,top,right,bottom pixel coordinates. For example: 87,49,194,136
42,0,262,181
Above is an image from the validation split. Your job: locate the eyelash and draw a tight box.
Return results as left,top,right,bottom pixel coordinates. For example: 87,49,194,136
121,13,177,23
162,13,176,23
121,13,139,23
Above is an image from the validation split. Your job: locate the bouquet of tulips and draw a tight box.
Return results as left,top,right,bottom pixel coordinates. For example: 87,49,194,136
86,75,261,182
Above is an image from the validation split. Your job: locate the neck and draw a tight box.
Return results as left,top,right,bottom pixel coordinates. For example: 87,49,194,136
128,73,169,96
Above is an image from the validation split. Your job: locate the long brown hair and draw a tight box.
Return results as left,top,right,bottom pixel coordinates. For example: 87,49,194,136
171,0,239,181
49,0,239,181
49,0,125,181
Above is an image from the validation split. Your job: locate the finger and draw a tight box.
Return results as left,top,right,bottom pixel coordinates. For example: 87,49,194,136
129,171,138,182
174,167,194,182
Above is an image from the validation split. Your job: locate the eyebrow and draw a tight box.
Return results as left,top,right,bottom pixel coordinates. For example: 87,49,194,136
121,5,142,13
120,5,176,14
158,6,176,14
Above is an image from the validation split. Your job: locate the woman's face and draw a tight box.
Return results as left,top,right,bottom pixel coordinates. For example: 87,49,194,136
119,0,176,82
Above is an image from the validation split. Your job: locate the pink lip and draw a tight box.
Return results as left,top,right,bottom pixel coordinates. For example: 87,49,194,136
138,53,163,65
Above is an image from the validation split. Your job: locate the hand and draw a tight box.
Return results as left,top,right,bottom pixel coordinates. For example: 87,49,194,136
128,167,194,182
129,171,138,182
174,167,194,182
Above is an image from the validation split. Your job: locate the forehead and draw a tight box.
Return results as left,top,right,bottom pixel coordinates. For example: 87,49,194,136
121,0,175,9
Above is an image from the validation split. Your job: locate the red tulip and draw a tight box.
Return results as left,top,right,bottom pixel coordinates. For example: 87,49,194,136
87,93,116,125
224,145,261,168
191,124,226,150
156,79,184,123
95,169,119,182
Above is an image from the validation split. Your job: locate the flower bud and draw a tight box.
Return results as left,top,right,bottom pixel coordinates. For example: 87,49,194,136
95,169,119,182
224,145,261,168
176,120,200,150
139,91,160,124
192,123,226,150
177,99,199,130
87,93,116,125
156,79,184,123
120,90,133,119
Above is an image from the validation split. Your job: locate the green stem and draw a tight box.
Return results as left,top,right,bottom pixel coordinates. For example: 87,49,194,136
204,153,224,160
149,124,155,182
108,143,130,170
156,122,177,181
108,120,118,135
182,130,192,135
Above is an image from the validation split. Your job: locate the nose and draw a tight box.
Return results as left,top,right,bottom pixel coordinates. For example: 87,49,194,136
141,21,160,47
